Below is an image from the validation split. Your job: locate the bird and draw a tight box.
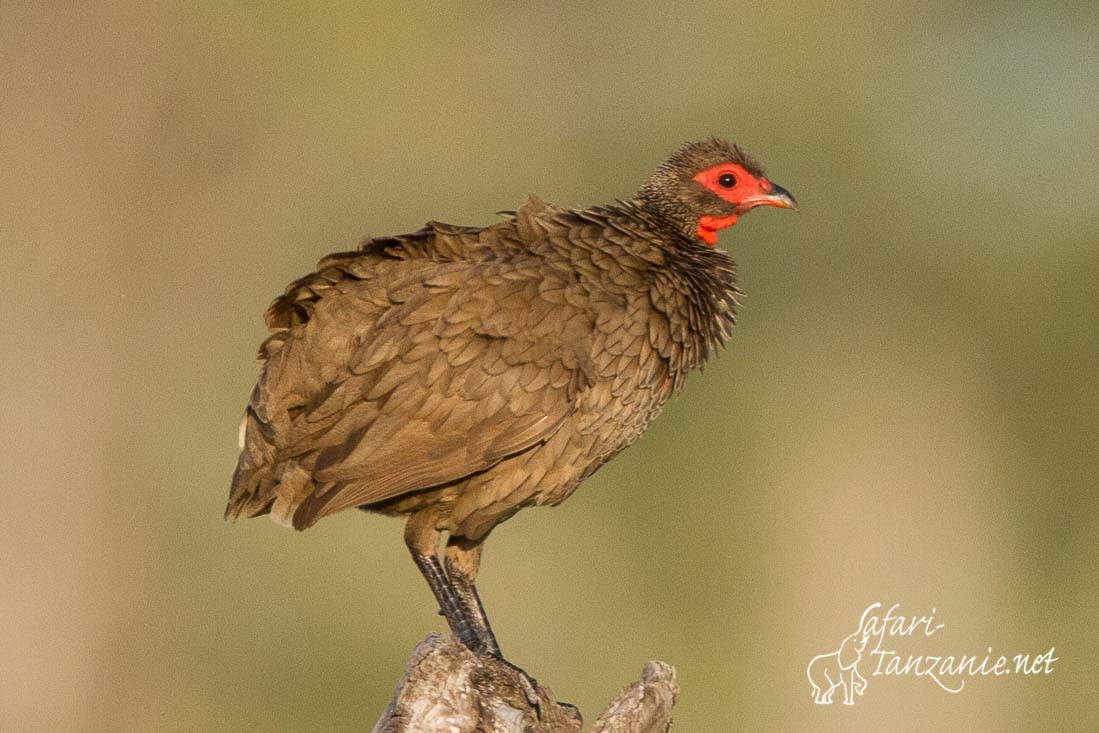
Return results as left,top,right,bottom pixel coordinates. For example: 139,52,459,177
226,138,796,658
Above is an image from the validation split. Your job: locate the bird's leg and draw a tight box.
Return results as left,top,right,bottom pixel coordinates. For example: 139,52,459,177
446,536,553,713
444,537,502,658
404,515,482,653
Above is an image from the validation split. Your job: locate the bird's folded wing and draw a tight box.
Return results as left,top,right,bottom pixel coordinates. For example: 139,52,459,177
242,255,594,529
292,394,576,528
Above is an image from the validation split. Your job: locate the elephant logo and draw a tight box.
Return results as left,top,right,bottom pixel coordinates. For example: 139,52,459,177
806,604,876,705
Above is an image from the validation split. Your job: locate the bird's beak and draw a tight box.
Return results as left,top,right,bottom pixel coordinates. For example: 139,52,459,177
739,181,798,212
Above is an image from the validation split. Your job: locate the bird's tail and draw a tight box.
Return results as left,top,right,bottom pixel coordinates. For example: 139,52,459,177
225,408,278,522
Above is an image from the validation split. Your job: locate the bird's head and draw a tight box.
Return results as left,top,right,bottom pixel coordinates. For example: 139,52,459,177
636,138,797,246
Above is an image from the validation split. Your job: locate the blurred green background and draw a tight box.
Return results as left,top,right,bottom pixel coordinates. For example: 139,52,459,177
3,1,1097,730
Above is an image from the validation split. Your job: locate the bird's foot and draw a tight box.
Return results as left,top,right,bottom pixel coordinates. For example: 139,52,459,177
459,645,544,712
447,636,583,725
466,644,540,690
483,654,580,724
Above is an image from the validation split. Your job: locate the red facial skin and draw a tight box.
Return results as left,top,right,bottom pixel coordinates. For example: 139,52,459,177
692,163,794,245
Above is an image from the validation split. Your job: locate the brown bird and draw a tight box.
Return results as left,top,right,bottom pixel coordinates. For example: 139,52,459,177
227,138,796,657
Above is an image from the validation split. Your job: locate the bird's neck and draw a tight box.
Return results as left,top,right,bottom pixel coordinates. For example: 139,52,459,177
598,201,741,376
661,240,740,377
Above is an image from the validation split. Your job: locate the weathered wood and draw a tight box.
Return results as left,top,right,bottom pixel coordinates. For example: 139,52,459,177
590,661,678,733
372,635,678,733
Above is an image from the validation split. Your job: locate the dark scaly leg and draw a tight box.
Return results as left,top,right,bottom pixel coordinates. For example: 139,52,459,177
404,515,485,653
410,522,559,716
445,537,502,658
446,535,553,714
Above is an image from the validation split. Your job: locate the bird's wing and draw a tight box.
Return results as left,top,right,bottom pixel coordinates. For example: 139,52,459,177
230,236,594,530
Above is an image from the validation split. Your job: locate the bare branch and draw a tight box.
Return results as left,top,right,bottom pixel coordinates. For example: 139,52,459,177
372,635,678,733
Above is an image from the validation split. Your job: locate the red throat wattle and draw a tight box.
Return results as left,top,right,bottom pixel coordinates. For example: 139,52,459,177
696,214,739,245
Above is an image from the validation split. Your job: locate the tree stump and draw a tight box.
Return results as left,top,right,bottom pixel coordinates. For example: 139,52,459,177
372,635,678,733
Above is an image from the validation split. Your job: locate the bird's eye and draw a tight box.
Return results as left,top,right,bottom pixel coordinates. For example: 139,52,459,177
718,173,736,188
